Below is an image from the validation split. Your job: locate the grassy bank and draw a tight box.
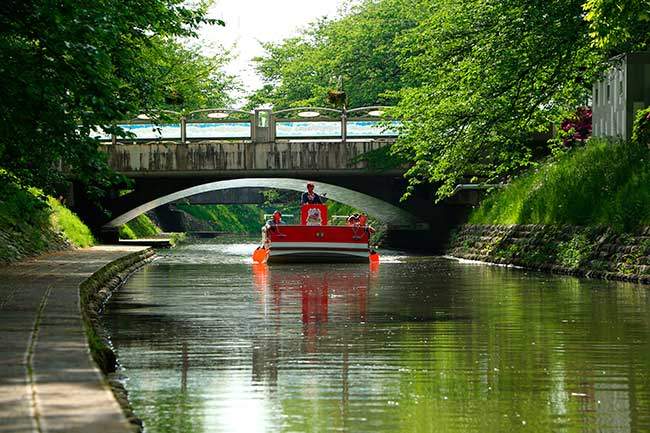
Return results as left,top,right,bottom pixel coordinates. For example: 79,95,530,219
119,214,161,239
470,139,650,231
0,181,95,264
174,204,264,233
47,196,95,246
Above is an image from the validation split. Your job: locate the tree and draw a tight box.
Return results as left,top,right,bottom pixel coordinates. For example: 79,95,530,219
583,0,650,53
246,0,647,205
0,0,230,197
248,0,426,109
138,38,239,112
391,0,602,200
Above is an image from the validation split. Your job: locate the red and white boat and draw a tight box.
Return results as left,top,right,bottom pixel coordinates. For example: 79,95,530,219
253,204,379,264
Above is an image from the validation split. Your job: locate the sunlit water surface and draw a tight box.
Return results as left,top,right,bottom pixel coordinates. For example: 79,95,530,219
104,241,650,433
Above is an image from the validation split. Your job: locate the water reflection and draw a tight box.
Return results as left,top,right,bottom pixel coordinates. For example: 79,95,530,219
250,264,375,390
104,242,650,433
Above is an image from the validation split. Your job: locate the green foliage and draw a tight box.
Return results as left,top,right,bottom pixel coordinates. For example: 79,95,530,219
0,179,95,263
137,37,238,112
350,145,406,171
557,233,591,268
119,214,160,239
327,201,361,225
392,0,601,200
0,0,230,198
247,0,648,201
642,239,650,256
583,0,650,53
632,106,650,146
248,0,425,109
47,197,95,247
175,204,264,233
470,139,650,231
169,232,188,246
327,201,358,215
118,224,136,241
261,189,281,206
260,190,302,223
0,182,52,262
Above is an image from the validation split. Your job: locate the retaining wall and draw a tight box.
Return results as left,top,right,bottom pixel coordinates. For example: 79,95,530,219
447,224,650,284
80,247,156,432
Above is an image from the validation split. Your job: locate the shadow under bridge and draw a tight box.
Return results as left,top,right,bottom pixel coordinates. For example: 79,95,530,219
102,177,424,237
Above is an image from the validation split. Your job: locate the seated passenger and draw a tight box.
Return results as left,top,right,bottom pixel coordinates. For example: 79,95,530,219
346,213,360,226
301,182,326,205
262,211,283,246
266,210,283,227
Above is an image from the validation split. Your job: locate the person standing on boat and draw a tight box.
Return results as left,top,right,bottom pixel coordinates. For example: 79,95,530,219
358,214,368,226
301,182,326,204
360,213,375,234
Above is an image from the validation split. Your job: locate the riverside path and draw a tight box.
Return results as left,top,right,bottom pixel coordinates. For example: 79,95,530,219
0,246,150,433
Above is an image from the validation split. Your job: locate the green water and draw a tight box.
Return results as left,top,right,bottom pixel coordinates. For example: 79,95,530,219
104,242,650,433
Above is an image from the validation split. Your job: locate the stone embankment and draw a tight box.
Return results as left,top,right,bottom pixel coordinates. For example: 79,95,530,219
0,225,71,265
0,246,154,433
447,224,650,284
81,247,156,432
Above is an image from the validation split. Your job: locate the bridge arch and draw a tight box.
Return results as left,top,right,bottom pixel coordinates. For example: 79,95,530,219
103,178,418,229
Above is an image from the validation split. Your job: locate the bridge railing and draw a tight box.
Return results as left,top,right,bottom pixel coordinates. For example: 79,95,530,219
94,106,398,144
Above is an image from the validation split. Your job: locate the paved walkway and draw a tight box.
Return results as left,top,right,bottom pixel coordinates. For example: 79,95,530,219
0,246,150,433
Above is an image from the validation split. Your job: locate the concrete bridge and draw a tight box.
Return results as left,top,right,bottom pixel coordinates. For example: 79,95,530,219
75,107,474,251
102,137,394,177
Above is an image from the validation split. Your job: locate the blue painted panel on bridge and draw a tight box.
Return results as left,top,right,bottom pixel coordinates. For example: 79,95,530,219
347,120,399,136
275,120,398,137
276,121,341,137
133,123,181,139
186,123,251,138
93,120,399,140
92,123,182,140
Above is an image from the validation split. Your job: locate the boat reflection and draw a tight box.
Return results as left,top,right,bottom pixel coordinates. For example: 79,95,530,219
251,264,378,328
250,263,379,388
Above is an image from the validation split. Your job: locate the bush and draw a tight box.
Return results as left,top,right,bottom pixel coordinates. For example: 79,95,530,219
557,233,590,269
632,106,650,146
554,106,592,151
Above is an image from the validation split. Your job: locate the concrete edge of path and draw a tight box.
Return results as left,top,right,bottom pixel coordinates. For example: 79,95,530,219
77,246,158,433
0,245,156,433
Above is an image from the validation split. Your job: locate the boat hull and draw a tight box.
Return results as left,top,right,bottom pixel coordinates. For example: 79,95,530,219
266,225,371,263
268,251,369,263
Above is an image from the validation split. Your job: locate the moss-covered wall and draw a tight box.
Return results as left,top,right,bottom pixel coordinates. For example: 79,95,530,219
448,224,650,284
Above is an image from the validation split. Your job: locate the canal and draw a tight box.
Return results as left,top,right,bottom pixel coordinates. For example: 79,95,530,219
104,241,650,433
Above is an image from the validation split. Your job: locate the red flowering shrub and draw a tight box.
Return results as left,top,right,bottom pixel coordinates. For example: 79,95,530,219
559,107,592,147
